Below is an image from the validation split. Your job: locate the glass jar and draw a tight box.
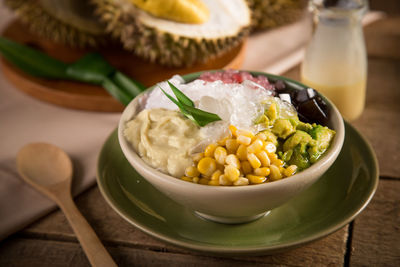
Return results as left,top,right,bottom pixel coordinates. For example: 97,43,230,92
301,0,368,121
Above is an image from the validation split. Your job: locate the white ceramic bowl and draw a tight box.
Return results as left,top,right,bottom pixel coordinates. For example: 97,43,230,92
118,71,345,224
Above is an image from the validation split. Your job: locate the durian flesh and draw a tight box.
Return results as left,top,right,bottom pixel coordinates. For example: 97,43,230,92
138,0,249,39
94,0,251,67
130,0,210,24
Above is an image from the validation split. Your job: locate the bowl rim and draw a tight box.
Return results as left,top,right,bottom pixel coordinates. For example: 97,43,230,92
118,70,345,192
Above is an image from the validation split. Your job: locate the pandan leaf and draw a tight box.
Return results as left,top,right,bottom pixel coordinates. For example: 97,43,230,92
160,88,195,121
66,53,115,84
102,77,132,106
112,71,146,97
0,37,68,79
167,81,194,107
160,84,221,127
0,38,146,105
181,103,222,127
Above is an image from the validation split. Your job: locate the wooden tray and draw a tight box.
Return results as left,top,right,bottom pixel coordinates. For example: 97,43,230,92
0,20,247,112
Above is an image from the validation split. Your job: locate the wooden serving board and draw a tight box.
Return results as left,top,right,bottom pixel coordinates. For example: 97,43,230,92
0,20,247,112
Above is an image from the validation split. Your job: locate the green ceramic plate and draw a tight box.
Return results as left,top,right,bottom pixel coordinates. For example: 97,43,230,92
97,122,378,256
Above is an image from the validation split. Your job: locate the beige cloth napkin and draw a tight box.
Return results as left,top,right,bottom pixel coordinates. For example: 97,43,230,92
0,3,384,240
0,7,121,240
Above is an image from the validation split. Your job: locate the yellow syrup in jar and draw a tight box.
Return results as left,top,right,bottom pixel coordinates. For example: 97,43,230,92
301,76,366,121
301,0,368,121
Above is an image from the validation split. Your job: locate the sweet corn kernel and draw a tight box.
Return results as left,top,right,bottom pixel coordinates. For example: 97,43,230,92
225,154,241,169
234,177,249,186
211,170,222,181
255,132,267,141
181,176,192,182
197,157,217,176
237,135,252,145
224,165,240,182
226,138,239,154
254,167,270,177
236,129,255,139
247,153,262,169
256,151,270,167
199,178,210,185
217,136,229,146
271,158,284,167
182,124,303,186
264,142,277,154
268,152,278,161
241,160,253,175
236,144,248,161
284,165,298,177
246,174,267,184
269,165,282,181
185,166,200,177
216,163,225,172
214,146,227,165
192,152,204,162
219,174,233,186
204,143,218,157
247,139,264,154
208,180,220,186
229,125,237,137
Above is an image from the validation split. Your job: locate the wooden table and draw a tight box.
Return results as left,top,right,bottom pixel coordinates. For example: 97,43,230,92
1,12,399,267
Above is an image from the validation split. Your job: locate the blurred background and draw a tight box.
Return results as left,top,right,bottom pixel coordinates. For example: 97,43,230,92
0,0,399,266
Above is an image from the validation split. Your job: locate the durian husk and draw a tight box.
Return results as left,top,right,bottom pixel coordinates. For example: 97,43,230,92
4,0,110,48
247,0,308,31
92,0,251,67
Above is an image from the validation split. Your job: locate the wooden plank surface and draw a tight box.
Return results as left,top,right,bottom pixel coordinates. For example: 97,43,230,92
13,187,348,266
353,16,400,178
0,232,347,267
350,180,400,266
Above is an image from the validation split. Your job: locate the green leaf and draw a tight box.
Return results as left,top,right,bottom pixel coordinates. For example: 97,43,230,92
181,103,222,127
112,71,146,98
160,88,182,110
160,88,195,121
102,77,133,106
160,86,221,127
0,37,68,79
66,52,115,84
0,37,146,106
167,81,194,107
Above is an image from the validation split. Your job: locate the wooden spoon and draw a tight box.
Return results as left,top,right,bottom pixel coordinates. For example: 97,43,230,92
17,143,117,267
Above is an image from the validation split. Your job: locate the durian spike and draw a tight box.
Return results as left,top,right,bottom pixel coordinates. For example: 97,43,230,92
4,0,110,48
247,0,308,31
